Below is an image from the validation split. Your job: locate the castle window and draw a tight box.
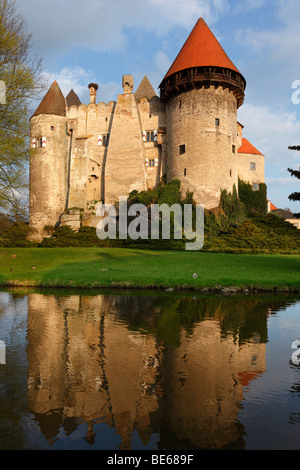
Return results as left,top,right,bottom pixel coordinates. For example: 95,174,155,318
35,137,45,148
179,100,182,109
250,162,256,171
179,144,186,155
184,168,187,177
215,118,220,127
232,145,236,154
147,131,155,142
50,126,55,131
252,183,259,191
102,134,110,147
149,159,155,167
230,169,232,177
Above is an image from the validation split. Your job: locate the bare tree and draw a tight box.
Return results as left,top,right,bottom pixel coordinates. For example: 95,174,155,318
0,0,44,219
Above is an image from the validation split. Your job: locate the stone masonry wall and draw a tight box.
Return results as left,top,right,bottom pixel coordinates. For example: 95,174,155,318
104,93,148,204
166,86,239,209
29,114,68,241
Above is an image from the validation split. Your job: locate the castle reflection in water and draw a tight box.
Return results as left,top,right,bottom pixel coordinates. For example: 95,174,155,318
20,292,291,450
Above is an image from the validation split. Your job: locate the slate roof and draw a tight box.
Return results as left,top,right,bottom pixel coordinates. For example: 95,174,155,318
32,81,66,117
135,76,157,101
66,89,81,107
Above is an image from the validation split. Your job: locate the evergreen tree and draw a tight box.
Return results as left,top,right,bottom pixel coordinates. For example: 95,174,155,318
288,145,300,216
0,0,43,219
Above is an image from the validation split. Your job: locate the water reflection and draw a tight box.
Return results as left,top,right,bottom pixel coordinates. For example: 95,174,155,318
20,292,297,450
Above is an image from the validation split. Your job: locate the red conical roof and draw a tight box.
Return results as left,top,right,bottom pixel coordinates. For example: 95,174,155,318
163,18,241,81
32,81,66,118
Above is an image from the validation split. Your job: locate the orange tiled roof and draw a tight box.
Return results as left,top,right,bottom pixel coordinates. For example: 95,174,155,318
238,138,262,155
163,18,241,81
32,81,66,118
267,200,278,211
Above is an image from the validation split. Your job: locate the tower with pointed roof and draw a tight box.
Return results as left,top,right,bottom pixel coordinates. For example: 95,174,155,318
159,18,246,208
29,81,68,238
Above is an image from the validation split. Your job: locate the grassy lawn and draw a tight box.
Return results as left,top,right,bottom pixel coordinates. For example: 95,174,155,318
0,247,299,291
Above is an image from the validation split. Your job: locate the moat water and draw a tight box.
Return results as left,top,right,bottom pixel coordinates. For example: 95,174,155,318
0,289,300,450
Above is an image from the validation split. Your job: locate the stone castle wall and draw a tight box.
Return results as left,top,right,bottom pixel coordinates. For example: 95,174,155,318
238,152,265,187
29,77,263,241
29,114,68,241
166,86,239,209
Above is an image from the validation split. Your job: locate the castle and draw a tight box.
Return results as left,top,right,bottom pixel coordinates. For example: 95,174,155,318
29,18,265,241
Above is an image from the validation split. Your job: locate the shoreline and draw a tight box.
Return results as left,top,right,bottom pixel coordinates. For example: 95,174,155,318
0,280,299,294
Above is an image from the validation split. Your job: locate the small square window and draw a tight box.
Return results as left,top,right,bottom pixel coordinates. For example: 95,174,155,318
250,162,256,171
179,144,186,155
252,183,259,191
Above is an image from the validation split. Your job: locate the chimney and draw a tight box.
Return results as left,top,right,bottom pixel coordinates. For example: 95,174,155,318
88,83,99,104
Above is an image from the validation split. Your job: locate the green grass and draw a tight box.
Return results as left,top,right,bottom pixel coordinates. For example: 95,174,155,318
0,247,299,291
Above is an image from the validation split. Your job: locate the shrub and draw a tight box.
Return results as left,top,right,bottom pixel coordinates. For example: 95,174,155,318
238,178,267,215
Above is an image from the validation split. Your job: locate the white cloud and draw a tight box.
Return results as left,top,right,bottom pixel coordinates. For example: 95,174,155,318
238,103,300,208
236,0,300,65
234,0,265,13
154,51,172,75
42,67,121,103
15,0,228,55
238,103,300,161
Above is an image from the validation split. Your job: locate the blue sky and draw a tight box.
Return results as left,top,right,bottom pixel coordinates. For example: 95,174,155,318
15,0,300,211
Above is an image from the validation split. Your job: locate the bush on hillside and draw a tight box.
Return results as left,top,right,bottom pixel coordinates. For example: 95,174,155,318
238,178,267,215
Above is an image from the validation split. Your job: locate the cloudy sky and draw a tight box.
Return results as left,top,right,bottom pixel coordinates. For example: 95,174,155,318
15,0,300,211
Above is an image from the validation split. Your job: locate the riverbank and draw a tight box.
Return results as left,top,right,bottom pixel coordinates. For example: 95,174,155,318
0,247,299,292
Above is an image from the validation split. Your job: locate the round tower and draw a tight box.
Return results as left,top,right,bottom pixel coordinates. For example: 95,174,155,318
29,81,68,241
159,18,246,209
